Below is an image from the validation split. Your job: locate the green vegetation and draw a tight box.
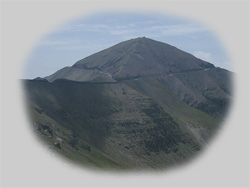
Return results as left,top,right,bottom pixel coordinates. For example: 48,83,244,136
23,78,223,170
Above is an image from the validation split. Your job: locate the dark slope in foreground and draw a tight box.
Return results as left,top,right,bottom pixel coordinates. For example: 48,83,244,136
24,79,219,169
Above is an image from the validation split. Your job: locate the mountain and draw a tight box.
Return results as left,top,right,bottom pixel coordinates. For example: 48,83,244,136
47,37,215,82
23,37,232,170
46,37,231,117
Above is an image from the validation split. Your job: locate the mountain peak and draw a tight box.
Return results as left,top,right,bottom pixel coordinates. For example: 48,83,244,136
120,36,171,47
128,36,151,42
46,37,214,82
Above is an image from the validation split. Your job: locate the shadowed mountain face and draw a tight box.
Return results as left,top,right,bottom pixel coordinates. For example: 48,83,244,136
24,37,232,170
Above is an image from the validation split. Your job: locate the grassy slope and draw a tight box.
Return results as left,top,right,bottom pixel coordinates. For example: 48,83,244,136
23,79,219,170
125,78,221,144
28,101,128,170
25,80,130,169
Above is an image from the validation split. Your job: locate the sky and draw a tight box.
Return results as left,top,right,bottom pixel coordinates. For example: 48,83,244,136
24,12,231,79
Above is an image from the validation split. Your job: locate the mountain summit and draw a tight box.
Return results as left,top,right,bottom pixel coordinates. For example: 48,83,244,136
24,37,232,170
46,37,214,82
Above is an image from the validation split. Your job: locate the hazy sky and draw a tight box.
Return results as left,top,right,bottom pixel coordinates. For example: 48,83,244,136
24,13,231,79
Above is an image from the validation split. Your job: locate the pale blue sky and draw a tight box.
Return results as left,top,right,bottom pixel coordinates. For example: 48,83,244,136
24,13,230,79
